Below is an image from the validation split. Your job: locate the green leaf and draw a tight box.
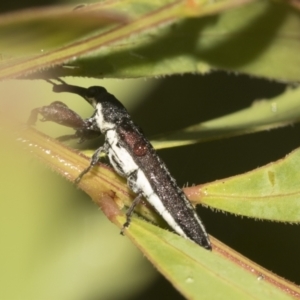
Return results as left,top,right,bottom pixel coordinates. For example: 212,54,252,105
2,0,300,82
0,133,156,300
2,0,300,298
186,147,300,222
121,216,299,300
5,112,299,299
72,0,300,81
151,86,300,150
0,4,126,56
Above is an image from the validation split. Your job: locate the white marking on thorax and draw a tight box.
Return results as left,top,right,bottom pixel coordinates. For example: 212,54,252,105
95,103,115,132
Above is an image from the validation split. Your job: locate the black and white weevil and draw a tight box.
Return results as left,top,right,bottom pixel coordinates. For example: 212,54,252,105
29,80,211,250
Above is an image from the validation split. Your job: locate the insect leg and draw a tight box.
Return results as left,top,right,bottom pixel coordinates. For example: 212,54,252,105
75,146,106,184
28,102,101,142
121,193,143,235
27,108,40,126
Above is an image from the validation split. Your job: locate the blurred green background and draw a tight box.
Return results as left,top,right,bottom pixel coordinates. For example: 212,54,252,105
1,1,300,299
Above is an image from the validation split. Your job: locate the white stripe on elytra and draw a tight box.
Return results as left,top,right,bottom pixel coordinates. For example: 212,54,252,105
106,128,188,238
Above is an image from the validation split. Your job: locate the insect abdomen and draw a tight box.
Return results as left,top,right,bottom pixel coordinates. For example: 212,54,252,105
117,122,211,249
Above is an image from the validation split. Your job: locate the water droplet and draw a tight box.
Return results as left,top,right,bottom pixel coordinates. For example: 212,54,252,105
185,277,194,284
257,274,264,281
271,102,277,113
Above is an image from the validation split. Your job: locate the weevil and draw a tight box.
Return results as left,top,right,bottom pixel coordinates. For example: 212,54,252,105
28,80,211,250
